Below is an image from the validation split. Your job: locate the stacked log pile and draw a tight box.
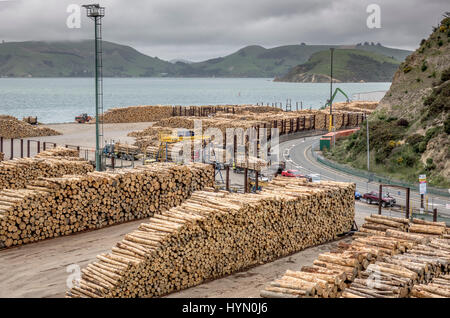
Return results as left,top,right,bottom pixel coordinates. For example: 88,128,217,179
262,214,450,298
411,273,450,298
327,101,378,114
0,163,214,248
343,237,450,298
0,115,61,139
101,106,174,123
0,157,93,190
35,147,79,158
66,177,354,298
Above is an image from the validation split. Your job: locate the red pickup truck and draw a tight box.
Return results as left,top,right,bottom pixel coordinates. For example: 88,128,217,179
362,191,396,207
281,169,305,178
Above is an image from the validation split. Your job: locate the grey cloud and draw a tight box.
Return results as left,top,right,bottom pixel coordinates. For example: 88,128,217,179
0,0,448,60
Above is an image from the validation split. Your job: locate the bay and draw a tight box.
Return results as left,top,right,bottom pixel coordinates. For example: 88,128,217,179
0,78,390,123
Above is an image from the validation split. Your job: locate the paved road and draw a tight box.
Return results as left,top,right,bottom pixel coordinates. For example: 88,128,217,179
278,135,450,217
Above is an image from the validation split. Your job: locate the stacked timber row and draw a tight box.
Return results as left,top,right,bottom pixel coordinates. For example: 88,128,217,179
342,236,450,298
0,115,61,138
261,229,415,298
0,163,214,249
35,147,80,158
66,177,355,298
101,106,174,123
0,157,93,191
261,214,450,298
411,273,450,298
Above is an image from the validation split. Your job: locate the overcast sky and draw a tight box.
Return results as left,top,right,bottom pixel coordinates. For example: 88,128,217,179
0,0,447,61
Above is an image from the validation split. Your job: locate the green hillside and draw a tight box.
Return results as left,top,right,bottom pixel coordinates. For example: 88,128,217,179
0,40,411,78
275,49,401,82
0,40,181,77
184,43,410,78
324,15,450,187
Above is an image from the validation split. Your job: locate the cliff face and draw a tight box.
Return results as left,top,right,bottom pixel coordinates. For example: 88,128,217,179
378,17,450,121
376,15,450,180
325,15,450,186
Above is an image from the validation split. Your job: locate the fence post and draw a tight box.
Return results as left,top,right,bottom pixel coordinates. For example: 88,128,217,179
20,139,23,158
433,208,437,222
406,188,410,219
0,136,3,153
37,141,40,153
27,140,30,157
10,138,14,159
226,166,230,191
378,184,382,215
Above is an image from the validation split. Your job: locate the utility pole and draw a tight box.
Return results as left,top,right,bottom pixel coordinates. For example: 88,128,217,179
366,114,370,171
83,4,105,171
329,48,334,132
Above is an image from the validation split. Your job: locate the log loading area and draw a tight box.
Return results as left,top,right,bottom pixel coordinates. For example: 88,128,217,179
1,104,448,298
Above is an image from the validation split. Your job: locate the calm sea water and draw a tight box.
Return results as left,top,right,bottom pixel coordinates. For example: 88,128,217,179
0,78,390,123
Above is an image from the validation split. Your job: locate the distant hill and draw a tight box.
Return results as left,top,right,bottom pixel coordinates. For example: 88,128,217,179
0,40,181,77
0,40,411,78
275,49,401,83
183,43,410,78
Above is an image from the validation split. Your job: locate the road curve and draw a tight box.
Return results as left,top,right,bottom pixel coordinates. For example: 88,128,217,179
278,135,449,216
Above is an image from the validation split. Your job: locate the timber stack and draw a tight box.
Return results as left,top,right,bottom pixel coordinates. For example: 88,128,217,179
261,214,450,298
0,163,214,249
0,115,61,139
0,157,93,190
66,177,354,298
411,273,450,298
102,105,174,123
35,147,80,158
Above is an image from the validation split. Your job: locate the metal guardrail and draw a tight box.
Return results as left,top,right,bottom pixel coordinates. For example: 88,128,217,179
311,141,450,198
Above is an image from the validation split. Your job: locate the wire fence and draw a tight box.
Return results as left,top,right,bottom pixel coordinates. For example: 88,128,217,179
311,141,450,198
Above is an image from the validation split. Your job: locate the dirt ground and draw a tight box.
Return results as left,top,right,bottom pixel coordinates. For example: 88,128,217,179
0,202,377,298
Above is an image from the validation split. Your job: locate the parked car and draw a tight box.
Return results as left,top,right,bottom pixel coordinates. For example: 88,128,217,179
362,191,396,207
355,191,362,200
281,169,305,178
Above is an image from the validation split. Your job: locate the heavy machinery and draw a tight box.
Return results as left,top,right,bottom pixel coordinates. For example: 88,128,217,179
103,141,140,161
75,113,92,123
324,88,350,108
23,116,38,125
324,88,350,132
152,130,210,163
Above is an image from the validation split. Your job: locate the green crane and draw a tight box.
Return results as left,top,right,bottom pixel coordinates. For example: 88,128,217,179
325,87,350,132
324,87,350,108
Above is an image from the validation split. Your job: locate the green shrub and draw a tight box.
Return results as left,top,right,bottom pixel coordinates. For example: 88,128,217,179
386,116,398,122
397,118,409,127
441,68,450,82
421,62,428,72
438,40,444,46
418,141,427,153
444,115,450,134
406,134,424,153
403,66,412,73
424,126,441,143
426,158,434,165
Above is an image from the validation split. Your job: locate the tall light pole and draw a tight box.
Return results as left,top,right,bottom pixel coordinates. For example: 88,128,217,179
83,4,105,171
329,48,334,133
